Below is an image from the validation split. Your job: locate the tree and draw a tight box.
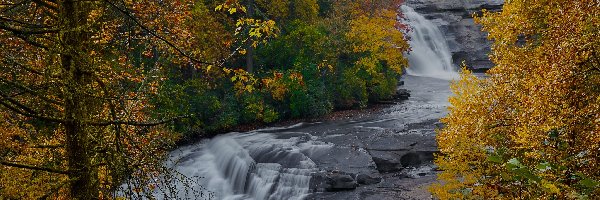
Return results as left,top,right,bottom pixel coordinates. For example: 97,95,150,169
0,0,206,198
432,0,600,198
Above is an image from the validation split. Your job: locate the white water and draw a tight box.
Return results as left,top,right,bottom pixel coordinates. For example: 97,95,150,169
401,5,459,80
119,6,461,200
157,130,333,200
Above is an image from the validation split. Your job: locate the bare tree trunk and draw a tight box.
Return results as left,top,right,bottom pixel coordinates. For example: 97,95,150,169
246,0,254,73
60,0,98,199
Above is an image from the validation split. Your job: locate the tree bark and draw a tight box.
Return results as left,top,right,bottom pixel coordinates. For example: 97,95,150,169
60,0,99,199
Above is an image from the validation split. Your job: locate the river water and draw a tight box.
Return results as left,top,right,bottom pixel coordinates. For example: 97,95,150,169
154,5,459,200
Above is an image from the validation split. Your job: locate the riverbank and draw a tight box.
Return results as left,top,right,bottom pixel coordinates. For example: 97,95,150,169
175,85,411,146
162,75,451,200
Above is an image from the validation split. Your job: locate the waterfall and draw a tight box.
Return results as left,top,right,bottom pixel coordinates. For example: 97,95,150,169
401,5,459,80
156,130,333,200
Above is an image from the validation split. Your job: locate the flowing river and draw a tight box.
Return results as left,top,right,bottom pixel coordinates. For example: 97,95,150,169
155,5,463,200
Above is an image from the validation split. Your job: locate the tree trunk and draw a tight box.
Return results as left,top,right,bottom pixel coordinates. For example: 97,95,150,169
246,0,254,73
60,1,98,199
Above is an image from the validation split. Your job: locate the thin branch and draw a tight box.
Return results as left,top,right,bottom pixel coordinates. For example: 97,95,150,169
103,0,214,66
1,0,33,13
0,23,59,34
12,32,51,50
0,77,62,105
1,57,43,75
38,181,67,200
88,114,194,127
0,160,70,175
0,16,53,29
0,91,39,114
30,144,64,148
0,95,67,123
31,0,57,11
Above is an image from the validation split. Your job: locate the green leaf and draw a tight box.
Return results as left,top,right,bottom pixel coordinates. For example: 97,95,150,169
506,158,523,169
487,154,503,163
536,162,551,171
579,178,599,188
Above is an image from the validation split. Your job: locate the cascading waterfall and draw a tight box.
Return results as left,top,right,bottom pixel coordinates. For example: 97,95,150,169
156,127,333,200
401,5,459,80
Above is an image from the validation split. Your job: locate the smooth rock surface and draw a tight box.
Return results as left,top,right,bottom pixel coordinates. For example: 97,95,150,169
356,174,382,185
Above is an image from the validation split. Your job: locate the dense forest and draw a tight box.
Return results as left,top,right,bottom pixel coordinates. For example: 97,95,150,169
0,0,409,199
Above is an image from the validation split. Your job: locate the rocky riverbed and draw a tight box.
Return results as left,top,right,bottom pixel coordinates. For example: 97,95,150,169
303,75,451,200
160,75,454,200
158,1,502,199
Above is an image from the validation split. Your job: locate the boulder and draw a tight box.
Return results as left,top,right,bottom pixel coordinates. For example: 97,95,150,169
356,173,382,185
370,151,403,173
395,89,411,100
310,171,359,192
400,152,422,167
309,172,329,192
326,173,358,191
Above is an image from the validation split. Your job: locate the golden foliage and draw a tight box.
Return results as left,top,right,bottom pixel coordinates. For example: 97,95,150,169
346,5,409,75
432,0,600,199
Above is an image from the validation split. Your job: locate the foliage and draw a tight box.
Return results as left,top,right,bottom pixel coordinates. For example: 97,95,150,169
0,0,205,199
432,0,600,199
0,0,410,198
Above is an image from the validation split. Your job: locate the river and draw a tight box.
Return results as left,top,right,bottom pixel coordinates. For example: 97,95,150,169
155,5,462,200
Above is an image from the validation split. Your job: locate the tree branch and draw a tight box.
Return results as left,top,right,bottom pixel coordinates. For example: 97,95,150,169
38,181,67,200
0,160,70,175
0,16,54,28
30,144,64,149
88,114,194,127
103,0,214,66
31,0,57,11
0,77,62,105
0,91,39,114
1,0,33,13
0,22,59,34
0,94,67,124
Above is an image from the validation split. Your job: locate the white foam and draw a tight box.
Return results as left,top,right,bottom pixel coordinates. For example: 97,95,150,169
401,5,460,80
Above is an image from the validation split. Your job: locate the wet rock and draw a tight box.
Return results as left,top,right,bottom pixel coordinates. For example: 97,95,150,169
326,173,358,191
370,151,403,173
309,172,329,192
395,88,411,100
356,173,382,185
400,152,422,167
310,171,360,192
309,146,375,175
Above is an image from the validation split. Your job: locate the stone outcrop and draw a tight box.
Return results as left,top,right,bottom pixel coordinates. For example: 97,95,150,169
404,0,504,71
356,173,382,185
310,171,359,192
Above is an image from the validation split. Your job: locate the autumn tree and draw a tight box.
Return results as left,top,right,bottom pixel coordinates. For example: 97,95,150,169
432,0,600,198
0,0,212,198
